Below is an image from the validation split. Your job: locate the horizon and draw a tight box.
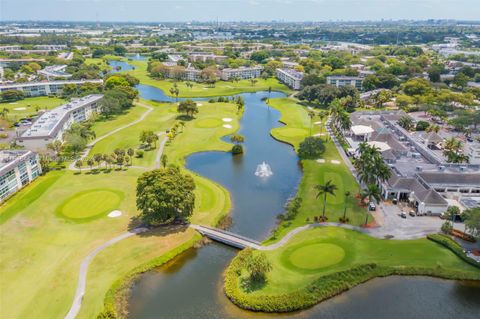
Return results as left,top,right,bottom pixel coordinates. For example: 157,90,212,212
1,0,480,22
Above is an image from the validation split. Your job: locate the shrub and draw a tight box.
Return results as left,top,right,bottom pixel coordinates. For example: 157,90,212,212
427,233,480,269
232,144,243,155
135,150,144,158
298,137,325,160
415,120,430,131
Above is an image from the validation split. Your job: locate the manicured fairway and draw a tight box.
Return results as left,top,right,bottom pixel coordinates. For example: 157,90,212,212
266,97,367,242
0,96,65,123
0,96,235,319
195,117,223,128
56,189,124,220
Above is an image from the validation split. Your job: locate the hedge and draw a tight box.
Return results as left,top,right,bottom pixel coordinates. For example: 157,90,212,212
427,233,480,269
224,250,480,313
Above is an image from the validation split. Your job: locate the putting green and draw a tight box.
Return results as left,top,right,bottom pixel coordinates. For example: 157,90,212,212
195,118,223,128
278,128,309,137
285,243,345,271
56,189,124,221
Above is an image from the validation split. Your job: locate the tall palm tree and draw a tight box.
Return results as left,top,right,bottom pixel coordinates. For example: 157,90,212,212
343,191,351,221
360,184,382,226
308,110,316,136
315,180,338,219
318,111,327,134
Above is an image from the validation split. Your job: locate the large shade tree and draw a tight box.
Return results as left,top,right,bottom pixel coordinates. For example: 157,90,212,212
136,166,196,225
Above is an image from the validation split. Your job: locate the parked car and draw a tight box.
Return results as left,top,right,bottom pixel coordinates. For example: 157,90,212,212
400,212,407,219
368,202,376,211
409,210,416,217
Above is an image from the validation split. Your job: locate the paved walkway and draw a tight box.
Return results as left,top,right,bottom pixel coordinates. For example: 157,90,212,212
191,224,262,249
68,102,153,170
326,117,356,175
64,227,148,319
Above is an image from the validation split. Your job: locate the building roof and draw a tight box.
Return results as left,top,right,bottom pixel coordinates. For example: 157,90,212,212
351,125,374,135
0,79,103,90
370,130,408,153
367,141,391,152
417,172,480,187
0,150,34,175
20,94,103,139
419,132,443,144
414,189,448,206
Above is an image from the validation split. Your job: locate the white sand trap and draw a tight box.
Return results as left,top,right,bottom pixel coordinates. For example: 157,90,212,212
108,210,122,218
331,160,341,164
314,121,323,125
313,133,325,137
222,117,233,122
316,159,326,163
197,103,203,106
13,107,27,111
223,124,232,129
8,102,18,105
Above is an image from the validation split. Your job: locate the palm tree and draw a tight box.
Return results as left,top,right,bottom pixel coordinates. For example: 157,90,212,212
426,124,440,133
360,184,382,226
318,110,327,134
315,180,338,219
342,191,351,221
308,110,316,136
0,107,9,119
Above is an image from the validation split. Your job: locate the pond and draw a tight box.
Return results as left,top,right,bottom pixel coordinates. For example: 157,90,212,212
124,79,480,318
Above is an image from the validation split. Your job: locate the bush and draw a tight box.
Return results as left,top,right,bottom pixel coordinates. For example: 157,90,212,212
427,234,480,269
415,120,430,131
298,137,325,160
135,150,144,158
232,144,243,155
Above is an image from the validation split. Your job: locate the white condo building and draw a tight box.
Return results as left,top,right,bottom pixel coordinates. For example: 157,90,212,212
0,150,42,202
276,68,304,90
220,66,263,81
17,94,104,150
326,76,363,90
0,79,103,97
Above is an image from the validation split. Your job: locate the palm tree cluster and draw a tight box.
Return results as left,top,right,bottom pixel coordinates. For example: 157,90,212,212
354,142,391,186
443,137,469,163
74,148,135,173
329,100,352,132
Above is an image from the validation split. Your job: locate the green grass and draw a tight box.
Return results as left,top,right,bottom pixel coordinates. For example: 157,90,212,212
0,97,237,319
265,98,367,243
56,188,125,221
123,59,292,97
225,227,480,312
0,96,65,123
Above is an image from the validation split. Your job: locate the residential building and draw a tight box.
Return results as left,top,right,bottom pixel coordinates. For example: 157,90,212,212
220,66,263,81
188,53,228,63
38,65,72,80
0,150,42,202
276,68,303,90
326,76,363,90
0,79,103,97
17,94,103,150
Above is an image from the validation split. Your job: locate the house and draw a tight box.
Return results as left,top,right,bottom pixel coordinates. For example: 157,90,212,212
0,150,42,202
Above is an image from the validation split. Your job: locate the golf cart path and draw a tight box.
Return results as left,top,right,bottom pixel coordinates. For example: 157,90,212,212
64,227,148,319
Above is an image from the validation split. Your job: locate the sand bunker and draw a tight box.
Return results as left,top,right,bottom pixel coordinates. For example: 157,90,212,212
222,118,233,122
316,159,326,163
13,107,26,111
108,210,122,218
331,160,341,164
223,124,233,129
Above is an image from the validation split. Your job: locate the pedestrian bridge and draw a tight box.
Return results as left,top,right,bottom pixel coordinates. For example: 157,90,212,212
190,224,261,249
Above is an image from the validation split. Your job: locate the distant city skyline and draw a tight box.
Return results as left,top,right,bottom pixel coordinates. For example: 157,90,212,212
1,0,480,22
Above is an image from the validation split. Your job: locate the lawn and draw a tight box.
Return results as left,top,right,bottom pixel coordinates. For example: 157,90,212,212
0,96,65,123
0,97,238,319
123,59,292,97
225,227,480,312
265,97,367,243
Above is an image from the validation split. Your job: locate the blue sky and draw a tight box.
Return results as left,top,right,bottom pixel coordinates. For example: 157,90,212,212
1,0,479,22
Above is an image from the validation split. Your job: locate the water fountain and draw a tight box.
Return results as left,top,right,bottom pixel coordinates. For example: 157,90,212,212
255,161,273,177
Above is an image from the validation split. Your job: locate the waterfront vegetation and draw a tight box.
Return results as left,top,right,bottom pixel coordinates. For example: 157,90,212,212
225,227,480,312
0,95,239,318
